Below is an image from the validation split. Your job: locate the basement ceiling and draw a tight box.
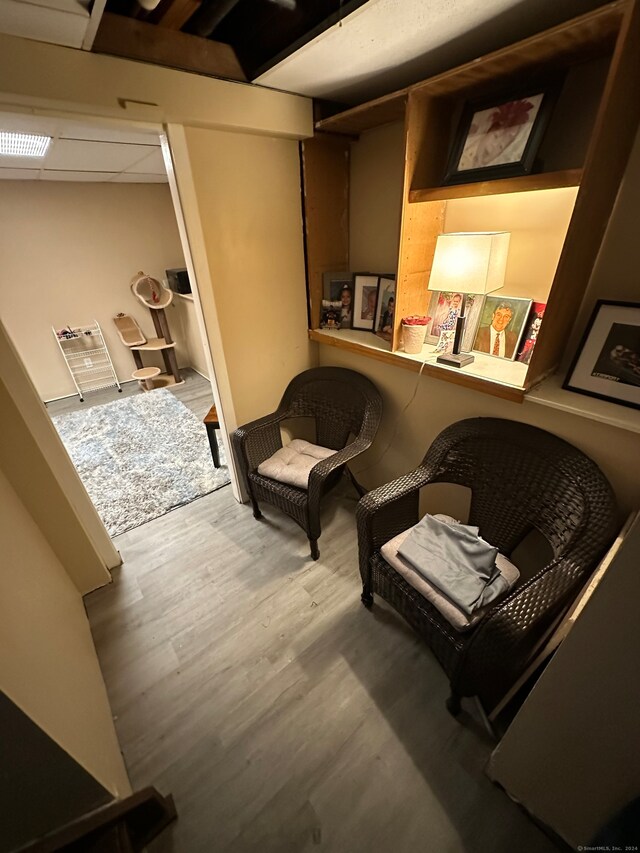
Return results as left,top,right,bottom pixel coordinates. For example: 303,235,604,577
0,113,167,182
0,0,614,107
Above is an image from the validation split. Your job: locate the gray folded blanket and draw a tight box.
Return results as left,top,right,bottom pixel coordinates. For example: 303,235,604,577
397,514,510,615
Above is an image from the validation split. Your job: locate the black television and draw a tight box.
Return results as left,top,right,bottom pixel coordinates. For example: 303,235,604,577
166,267,192,295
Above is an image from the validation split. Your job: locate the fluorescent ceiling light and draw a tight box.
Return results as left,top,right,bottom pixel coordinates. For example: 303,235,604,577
0,131,51,158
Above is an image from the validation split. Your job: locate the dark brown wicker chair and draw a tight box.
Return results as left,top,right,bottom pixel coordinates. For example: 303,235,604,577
356,417,618,714
233,367,382,560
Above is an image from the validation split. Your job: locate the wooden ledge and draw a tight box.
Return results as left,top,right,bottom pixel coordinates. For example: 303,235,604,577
309,329,527,403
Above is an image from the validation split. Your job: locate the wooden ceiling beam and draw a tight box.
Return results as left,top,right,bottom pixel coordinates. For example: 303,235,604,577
92,12,247,82
156,0,203,30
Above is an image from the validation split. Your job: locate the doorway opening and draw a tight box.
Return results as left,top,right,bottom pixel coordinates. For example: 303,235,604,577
0,110,236,540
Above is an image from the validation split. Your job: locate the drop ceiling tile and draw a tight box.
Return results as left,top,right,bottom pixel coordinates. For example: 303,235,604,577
42,170,116,181
45,139,151,172
111,172,168,183
126,147,166,175
0,168,41,180
59,123,161,146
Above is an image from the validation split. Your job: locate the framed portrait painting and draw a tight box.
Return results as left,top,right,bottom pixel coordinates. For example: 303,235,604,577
563,301,640,410
443,84,559,185
426,291,485,352
472,296,532,360
517,302,546,364
352,274,379,331
322,271,353,329
374,276,396,340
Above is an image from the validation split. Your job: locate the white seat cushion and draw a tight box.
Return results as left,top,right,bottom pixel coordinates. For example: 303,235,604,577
257,439,336,490
380,515,520,633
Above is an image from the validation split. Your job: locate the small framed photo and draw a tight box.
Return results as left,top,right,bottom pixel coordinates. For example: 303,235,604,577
443,84,559,186
374,276,396,340
352,274,379,331
426,291,485,352
563,301,640,410
323,271,354,329
517,302,547,364
473,295,532,360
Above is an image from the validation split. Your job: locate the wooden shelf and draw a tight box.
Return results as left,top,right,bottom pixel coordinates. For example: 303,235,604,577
526,373,640,433
310,328,527,402
130,337,176,351
409,169,583,203
316,3,624,138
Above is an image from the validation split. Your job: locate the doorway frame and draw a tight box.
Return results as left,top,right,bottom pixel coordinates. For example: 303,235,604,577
0,106,242,574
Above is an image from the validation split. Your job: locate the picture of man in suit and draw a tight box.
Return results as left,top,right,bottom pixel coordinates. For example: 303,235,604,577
474,301,518,359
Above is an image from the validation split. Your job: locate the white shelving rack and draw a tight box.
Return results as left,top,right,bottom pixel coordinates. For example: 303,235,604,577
53,320,121,402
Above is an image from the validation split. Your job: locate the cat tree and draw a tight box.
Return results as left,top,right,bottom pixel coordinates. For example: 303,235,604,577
113,271,183,390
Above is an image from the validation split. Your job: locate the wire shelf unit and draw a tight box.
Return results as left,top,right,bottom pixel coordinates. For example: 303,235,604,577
53,320,121,402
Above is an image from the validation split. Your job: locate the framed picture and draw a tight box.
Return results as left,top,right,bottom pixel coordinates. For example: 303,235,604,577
472,295,532,360
443,84,560,185
426,291,485,352
352,274,379,331
563,301,640,410
517,302,546,364
374,276,396,340
323,271,354,329
320,300,342,330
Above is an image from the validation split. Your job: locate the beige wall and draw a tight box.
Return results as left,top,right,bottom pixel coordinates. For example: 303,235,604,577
0,181,186,401
0,32,312,138
173,295,209,379
331,117,640,517
0,467,130,799
172,125,314,431
488,514,640,847
0,319,117,588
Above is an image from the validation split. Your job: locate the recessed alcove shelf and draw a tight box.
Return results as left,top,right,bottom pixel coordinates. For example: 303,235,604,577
302,0,640,403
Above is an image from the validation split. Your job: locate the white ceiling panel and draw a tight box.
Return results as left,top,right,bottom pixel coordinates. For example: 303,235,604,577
45,138,153,172
0,167,41,179
0,0,89,48
125,147,166,175
112,172,168,183
42,170,117,181
58,123,161,145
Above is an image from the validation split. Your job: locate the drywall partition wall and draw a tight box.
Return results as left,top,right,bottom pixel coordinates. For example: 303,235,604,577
0,319,118,586
318,344,640,515
0,181,186,401
0,32,312,138
488,514,640,847
171,125,314,431
0,467,130,800
173,295,210,379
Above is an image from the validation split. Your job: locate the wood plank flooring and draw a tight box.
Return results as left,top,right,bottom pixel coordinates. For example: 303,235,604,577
85,482,559,853
45,368,213,421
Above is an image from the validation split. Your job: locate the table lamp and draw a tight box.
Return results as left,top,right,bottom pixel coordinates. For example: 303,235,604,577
428,231,510,368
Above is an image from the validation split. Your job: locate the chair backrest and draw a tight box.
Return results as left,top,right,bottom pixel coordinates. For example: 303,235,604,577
422,418,617,565
279,367,382,450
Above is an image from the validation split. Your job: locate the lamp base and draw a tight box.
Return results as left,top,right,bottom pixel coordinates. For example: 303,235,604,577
436,352,475,368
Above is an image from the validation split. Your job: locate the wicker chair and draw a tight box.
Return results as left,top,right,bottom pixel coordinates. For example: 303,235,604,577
233,367,382,560
356,417,618,714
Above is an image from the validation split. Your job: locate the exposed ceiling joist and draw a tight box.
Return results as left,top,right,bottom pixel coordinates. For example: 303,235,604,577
93,11,247,81
156,0,203,30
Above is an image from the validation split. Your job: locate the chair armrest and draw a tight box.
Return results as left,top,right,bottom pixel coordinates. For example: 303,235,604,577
453,554,584,706
355,466,436,587
231,411,285,482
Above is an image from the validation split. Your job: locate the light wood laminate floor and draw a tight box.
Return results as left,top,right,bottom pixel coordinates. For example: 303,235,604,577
86,482,558,853
46,368,213,421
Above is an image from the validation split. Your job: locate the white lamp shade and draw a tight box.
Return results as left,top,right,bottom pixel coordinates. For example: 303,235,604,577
428,231,510,295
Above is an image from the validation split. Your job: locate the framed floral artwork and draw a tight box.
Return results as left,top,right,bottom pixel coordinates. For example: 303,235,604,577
443,84,560,185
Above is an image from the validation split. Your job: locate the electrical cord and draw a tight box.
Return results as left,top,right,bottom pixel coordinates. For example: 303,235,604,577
352,353,436,478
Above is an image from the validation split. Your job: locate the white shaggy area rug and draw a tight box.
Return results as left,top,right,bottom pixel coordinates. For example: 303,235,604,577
52,389,230,537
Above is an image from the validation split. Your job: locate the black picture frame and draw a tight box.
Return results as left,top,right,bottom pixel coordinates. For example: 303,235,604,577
442,83,561,186
352,274,380,332
563,300,640,411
